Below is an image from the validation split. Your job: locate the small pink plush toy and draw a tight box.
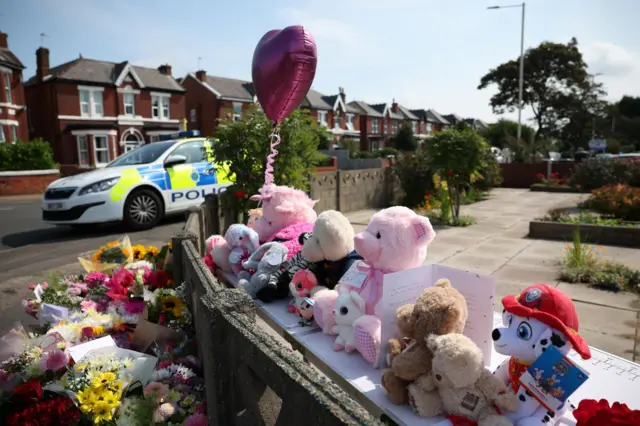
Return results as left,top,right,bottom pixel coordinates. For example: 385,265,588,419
313,206,435,366
209,235,232,273
288,269,323,314
247,208,263,229
250,184,317,262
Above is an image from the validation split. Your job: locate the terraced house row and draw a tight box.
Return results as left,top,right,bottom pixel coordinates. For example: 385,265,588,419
1,31,488,171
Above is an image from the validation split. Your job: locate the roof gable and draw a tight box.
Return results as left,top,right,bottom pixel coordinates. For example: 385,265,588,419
0,47,25,70
304,89,332,110
114,62,145,88
348,101,383,117
398,105,418,120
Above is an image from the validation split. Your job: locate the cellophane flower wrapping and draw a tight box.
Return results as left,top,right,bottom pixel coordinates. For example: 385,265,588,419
79,235,134,274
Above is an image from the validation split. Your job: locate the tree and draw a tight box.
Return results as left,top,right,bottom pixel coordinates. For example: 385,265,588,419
211,105,323,212
478,38,592,138
392,122,418,151
480,119,535,149
423,129,489,221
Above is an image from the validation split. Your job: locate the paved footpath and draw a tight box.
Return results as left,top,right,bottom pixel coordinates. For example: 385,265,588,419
346,188,640,362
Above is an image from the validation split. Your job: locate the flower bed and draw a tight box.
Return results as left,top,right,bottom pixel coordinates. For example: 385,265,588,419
0,237,207,426
530,183,584,193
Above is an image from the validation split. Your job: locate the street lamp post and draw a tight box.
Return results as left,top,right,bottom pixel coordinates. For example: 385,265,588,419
488,3,526,145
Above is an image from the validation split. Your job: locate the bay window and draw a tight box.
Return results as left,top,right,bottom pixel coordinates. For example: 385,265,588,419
77,135,89,166
371,118,379,134
151,93,171,120
93,135,110,166
4,72,12,104
317,111,328,127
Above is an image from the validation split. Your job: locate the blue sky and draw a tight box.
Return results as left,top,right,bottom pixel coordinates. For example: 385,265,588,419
4,0,640,123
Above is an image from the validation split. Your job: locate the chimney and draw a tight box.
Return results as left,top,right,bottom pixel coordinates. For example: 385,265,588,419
391,98,398,113
36,47,50,82
0,32,7,49
196,70,207,82
158,64,172,76
339,86,345,103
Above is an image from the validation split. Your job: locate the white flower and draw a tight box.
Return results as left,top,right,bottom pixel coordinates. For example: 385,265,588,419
125,260,154,271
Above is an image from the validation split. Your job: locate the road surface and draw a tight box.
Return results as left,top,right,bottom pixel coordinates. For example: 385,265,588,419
0,197,185,333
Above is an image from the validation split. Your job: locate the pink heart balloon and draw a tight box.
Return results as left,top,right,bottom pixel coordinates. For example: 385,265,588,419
252,25,318,125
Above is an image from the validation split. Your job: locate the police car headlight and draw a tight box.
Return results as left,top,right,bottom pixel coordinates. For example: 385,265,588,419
78,177,120,196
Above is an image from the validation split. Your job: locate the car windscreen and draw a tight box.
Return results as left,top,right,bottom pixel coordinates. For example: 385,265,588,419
107,141,178,167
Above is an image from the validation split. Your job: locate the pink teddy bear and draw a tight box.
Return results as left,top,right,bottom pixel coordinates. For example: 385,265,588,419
250,184,318,261
313,206,435,366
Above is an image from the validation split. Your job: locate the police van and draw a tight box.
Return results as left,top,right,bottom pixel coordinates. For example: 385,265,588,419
42,130,232,230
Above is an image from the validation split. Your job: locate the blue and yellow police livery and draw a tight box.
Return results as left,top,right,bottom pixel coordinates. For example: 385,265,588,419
42,130,233,230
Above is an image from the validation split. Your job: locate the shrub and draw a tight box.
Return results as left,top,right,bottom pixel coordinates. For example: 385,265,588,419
353,151,376,159
0,139,57,171
316,153,334,167
535,172,566,186
377,147,399,158
394,149,434,208
568,157,640,190
392,122,418,151
583,184,640,221
475,146,503,190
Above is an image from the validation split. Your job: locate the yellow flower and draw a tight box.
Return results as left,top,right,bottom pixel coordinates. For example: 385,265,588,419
167,242,173,249
109,381,123,394
146,246,159,256
92,401,114,423
106,241,120,248
92,248,104,262
122,247,132,259
132,244,147,260
161,296,184,315
92,372,117,388
92,326,105,336
77,388,94,407
433,173,441,189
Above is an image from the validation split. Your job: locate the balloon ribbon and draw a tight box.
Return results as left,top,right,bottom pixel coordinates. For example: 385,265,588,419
264,127,281,186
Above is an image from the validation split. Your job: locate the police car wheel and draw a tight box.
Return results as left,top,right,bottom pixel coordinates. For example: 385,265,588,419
124,189,163,230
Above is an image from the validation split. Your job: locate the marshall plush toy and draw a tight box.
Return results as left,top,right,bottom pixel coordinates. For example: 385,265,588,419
492,284,591,426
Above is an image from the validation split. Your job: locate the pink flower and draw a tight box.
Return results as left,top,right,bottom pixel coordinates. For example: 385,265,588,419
157,360,172,370
112,268,135,288
67,287,82,296
81,300,98,312
40,349,69,372
28,284,35,291
124,298,145,314
144,382,170,402
153,402,178,423
195,403,206,414
85,272,108,288
71,282,88,292
41,282,49,289
185,413,208,426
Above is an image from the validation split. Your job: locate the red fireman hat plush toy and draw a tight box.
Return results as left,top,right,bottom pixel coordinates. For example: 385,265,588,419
502,284,591,360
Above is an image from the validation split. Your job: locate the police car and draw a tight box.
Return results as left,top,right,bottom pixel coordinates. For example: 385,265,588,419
42,130,232,230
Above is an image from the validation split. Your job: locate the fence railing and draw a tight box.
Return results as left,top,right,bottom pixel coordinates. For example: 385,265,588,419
172,208,382,426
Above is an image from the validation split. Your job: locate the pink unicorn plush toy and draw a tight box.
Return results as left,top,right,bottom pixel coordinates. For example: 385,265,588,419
250,184,318,261
312,206,436,366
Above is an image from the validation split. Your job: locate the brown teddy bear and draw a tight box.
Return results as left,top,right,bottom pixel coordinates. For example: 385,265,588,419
381,278,468,405
407,333,518,425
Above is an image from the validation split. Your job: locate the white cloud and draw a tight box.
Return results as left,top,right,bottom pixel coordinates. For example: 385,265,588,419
583,42,640,102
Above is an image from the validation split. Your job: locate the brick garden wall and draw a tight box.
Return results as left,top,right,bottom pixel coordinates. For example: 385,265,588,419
310,167,402,213
500,162,576,188
0,170,60,195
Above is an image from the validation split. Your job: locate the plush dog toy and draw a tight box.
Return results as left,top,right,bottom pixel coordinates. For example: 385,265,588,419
238,242,288,298
332,291,367,352
312,206,436,366
381,279,468,405
407,333,518,425
492,284,591,426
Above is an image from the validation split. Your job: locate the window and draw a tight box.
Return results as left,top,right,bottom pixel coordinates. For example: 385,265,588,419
190,108,196,123
108,140,178,167
124,134,142,152
411,121,416,133
371,140,378,151
427,122,433,133
77,136,89,166
334,114,341,129
93,135,110,166
150,135,161,143
317,111,328,127
3,72,12,104
346,114,354,131
152,94,171,120
79,88,103,117
392,120,398,134
232,102,243,121
123,93,135,116
0,126,5,143
10,125,17,142
371,118,379,134
171,140,207,164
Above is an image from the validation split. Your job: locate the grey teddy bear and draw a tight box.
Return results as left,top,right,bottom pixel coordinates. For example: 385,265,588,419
238,242,289,298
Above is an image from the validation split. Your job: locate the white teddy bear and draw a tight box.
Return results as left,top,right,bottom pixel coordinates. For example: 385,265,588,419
332,291,366,352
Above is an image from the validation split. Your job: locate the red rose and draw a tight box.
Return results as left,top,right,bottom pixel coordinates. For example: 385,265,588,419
81,327,94,340
235,190,246,199
13,379,43,401
574,399,640,426
112,268,135,288
446,170,453,176
144,270,171,290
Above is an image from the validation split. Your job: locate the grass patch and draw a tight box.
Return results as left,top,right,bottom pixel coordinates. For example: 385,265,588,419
428,214,476,227
543,208,639,227
558,230,640,292
460,187,486,205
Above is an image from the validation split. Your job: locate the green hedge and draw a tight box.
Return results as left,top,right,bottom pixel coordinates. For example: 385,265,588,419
0,139,58,171
568,158,640,191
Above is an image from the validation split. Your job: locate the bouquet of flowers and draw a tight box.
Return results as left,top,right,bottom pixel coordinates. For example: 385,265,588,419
147,284,191,331
4,387,81,426
80,235,134,274
22,275,88,320
117,360,206,425
47,306,139,345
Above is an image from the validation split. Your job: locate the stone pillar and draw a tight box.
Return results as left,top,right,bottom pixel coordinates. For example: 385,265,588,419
171,230,197,286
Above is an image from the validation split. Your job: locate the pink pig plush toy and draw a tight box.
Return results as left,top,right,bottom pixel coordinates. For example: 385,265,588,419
313,206,436,366
250,184,318,261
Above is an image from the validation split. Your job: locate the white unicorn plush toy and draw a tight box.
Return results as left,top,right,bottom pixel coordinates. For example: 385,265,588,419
332,291,366,352
492,284,591,426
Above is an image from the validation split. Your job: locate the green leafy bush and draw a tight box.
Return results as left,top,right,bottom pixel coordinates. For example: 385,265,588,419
211,105,323,213
475,147,503,190
394,149,435,208
0,139,57,171
568,158,640,190
377,147,399,158
581,184,640,221
316,154,334,167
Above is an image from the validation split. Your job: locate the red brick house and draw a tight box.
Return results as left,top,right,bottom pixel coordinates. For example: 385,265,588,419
369,101,405,145
320,87,360,146
25,47,185,172
182,71,257,136
0,32,28,143
348,100,385,151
